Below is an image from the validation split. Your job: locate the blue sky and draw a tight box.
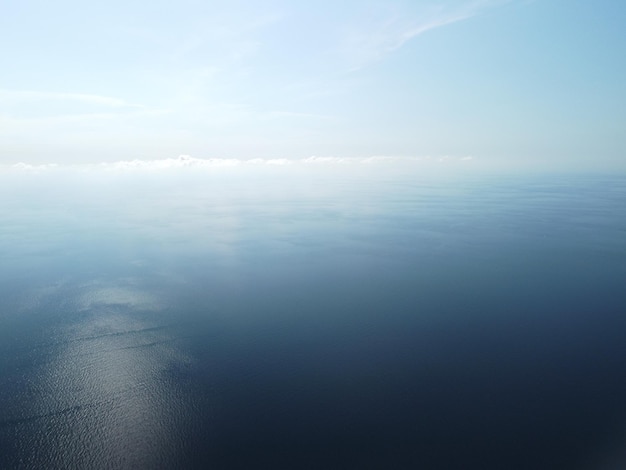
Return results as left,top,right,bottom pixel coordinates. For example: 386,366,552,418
1,0,624,170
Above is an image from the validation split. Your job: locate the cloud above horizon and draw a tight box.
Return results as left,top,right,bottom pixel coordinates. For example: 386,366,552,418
2,155,476,173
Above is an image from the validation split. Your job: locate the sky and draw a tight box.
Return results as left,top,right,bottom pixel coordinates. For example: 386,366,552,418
0,0,625,170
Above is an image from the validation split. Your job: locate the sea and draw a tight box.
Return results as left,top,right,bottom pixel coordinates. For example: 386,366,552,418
1,160,625,469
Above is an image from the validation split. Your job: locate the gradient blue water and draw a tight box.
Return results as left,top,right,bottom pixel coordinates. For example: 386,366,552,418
1,169,625,469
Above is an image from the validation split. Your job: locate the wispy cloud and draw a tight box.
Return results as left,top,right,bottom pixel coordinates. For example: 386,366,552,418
0,89,158,131
342,0,511,70
172,11,283,63
262,110,337,121
0,89,142,108
0,108,170,134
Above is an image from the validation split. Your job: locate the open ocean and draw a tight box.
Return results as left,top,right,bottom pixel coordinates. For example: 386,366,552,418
1,164,625,469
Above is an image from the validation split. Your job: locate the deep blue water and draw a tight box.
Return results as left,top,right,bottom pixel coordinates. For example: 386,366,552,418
1,167,625,469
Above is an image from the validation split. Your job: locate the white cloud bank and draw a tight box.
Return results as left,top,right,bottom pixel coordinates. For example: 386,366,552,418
11,162,59,171
2,155,475,173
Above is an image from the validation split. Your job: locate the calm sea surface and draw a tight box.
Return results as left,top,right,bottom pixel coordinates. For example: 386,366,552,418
1,167,625,469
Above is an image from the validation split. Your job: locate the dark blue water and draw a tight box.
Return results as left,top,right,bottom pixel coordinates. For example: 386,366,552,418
1,167,625,469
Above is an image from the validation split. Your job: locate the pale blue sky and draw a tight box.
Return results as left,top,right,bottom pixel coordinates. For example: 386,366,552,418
1,0,624,169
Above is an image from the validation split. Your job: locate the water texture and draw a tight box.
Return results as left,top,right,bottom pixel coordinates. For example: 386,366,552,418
1,168,625,469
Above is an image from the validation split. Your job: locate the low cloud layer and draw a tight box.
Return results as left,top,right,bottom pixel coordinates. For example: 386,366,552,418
3,155,475,173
